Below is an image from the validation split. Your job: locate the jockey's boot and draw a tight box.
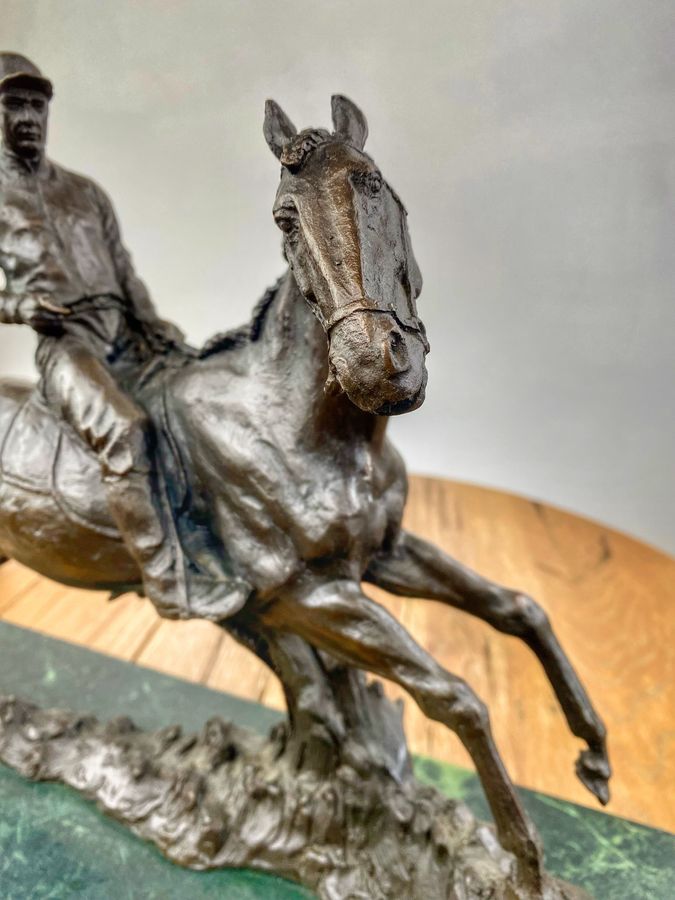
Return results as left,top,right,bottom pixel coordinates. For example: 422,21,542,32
182,572,251,622
103,470,189,619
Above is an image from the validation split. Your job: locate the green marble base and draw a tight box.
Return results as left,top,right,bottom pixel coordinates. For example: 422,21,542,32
0,621,672,899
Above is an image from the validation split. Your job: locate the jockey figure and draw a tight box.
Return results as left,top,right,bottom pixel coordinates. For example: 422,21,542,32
0,53,191,618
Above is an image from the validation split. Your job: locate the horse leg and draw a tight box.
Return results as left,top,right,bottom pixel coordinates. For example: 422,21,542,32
225,617,346,767
364,529,611,804
229,615,412,780
261,578,545,892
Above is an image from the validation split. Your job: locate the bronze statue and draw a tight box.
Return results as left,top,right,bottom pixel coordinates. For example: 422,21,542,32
0,55,610,899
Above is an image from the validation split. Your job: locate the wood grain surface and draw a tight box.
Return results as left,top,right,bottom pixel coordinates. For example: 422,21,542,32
1,475,672,833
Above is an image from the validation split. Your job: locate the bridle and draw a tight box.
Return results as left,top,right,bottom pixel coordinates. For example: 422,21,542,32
324,299,429,351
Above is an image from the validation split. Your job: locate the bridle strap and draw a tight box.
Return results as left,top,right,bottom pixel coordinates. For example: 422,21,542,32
325,300,429,350
325,300,381,332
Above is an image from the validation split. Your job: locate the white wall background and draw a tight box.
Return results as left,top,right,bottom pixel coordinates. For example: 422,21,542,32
2,0,674,554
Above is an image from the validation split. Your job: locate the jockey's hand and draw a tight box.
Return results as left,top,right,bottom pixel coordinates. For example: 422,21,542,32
19,294,71,335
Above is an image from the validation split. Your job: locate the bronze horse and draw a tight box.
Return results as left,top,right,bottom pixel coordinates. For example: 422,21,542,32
0,96,609,891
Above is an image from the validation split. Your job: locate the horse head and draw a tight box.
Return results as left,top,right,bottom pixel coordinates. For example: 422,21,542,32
264,95,429,416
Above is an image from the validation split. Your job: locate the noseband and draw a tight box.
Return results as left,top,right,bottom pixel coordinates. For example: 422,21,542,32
325,299,429,351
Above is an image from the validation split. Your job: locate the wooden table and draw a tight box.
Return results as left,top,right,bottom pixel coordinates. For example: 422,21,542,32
1,475,673,833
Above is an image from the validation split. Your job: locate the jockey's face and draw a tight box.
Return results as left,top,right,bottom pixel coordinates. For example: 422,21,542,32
1,88,49,164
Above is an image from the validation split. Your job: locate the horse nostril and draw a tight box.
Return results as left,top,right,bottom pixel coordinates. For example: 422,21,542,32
385,329,409,375
389,330,403,351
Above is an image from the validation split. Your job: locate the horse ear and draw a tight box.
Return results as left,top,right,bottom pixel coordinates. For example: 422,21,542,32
264,100,297,159
331,94,368,150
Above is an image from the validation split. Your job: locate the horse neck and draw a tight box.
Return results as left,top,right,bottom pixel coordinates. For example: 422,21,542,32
259,270,389,448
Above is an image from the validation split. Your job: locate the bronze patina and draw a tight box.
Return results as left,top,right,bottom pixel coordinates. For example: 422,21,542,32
0,55,610,899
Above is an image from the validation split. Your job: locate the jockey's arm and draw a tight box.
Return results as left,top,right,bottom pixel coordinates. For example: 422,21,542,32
0,290,22,324
0,253,70,331
94,185,185,344
93,183,156,322
0,288,69,333
0,255,33,323
0,218,77,328
0,265,37,325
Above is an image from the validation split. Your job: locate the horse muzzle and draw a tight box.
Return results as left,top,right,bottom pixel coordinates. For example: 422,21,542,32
328,312,428,416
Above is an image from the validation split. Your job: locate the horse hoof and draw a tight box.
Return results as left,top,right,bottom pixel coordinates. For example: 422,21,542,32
575,747,611,805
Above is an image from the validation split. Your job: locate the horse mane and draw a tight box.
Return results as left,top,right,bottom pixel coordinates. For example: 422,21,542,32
198,278,282,358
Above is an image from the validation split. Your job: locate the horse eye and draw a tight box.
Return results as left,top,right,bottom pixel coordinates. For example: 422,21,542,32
369,172,383,194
